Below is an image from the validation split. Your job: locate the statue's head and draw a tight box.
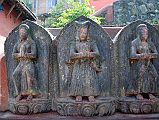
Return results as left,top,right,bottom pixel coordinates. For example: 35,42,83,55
19,24,30,42
75,20,90,42
137,24,148,42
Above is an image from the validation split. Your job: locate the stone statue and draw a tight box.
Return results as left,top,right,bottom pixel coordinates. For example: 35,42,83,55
56,16,115,116
114,20,159,114
12,24,38,101
130,24,158,100
5,20,53,114
68,21,100,102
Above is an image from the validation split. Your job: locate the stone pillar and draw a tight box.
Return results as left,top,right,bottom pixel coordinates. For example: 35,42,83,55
0,54,8,111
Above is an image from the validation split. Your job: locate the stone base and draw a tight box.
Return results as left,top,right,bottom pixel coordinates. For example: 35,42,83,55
119,97,159,114
56,97,117,116
9,98,51,115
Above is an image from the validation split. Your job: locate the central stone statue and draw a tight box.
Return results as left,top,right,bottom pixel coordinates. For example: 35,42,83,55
68,21,100,102
55,16,115,116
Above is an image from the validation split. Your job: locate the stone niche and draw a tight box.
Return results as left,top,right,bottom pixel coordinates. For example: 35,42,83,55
114,20,159,114
52,16,116,117
4,20,53,114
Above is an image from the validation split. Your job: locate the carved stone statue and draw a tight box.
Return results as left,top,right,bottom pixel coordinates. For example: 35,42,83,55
12,24,38,101
68,21,100,102
114,20,159,114
130,24,158,100
5,20,53,114
55,16,115,116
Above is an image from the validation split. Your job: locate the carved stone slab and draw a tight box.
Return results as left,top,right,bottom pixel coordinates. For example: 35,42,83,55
114,20,159,114
53,16,116,116
54,16,114,97
113,20,159,97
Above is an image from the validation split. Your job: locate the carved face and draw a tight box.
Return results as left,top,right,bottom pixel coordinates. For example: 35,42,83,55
139,27,148,41
79,27,88,41
19,28,28,41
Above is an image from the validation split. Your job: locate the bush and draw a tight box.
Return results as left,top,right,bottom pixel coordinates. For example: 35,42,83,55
45,0,102,28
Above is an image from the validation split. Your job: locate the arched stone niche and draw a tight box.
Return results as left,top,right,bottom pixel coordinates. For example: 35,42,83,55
53,16,116,116
114,20,159,114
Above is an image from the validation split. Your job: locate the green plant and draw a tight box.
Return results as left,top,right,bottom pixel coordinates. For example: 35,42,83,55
45,0,102,28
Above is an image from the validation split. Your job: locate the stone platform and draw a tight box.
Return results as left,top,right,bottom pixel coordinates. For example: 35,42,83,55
9,98,51,115
56,97,117,116
119,97,159,114
1,112,159,120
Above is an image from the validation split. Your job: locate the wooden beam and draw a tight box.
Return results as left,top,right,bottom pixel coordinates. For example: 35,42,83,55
15,11,22,22
7,4,15,17
0,0,4,4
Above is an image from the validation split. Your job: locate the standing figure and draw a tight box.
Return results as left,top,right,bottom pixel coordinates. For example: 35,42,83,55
130,24,158,100
68,21,100,102
12,24,38,101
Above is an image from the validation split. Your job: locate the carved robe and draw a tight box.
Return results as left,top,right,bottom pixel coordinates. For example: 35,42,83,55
12,39,37,94
69,41,100,96
130,38,158,94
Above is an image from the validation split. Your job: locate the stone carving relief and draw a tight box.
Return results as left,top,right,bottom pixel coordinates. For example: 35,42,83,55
12,24,39,101
68,21,101,102
4,16,159,117
129,24,158,100
114,20,159,114
5,20,53,114
54,16,116,116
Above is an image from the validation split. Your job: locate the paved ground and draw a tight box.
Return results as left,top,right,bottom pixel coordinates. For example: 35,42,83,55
0,111,159,120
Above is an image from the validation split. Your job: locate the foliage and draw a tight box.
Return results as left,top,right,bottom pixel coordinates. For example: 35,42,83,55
151,18,159,25
45,0,102,28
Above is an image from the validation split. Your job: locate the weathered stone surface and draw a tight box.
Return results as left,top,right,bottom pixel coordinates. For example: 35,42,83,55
52,16,115,116
114,20,159,113
113,0,159,26
4,20,53,114
114,20,159,97
55,16,113,97
4,16,159,117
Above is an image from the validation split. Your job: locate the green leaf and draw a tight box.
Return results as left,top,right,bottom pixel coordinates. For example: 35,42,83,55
44,0,102,28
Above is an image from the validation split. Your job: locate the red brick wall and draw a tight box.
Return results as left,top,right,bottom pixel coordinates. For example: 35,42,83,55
90,0,117,11
0,54,8,111
103,27,122,39
0,3,22,111
0,3,22,38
